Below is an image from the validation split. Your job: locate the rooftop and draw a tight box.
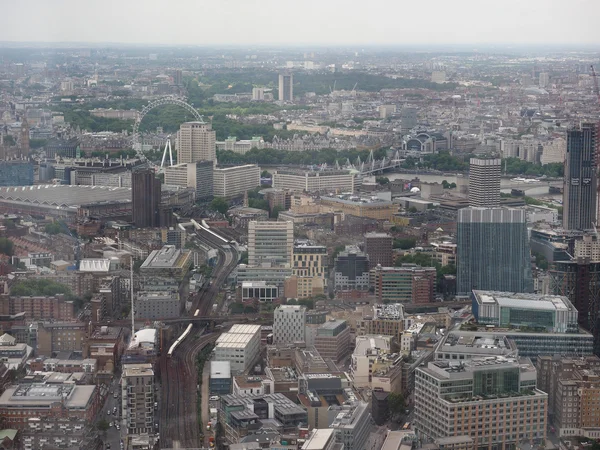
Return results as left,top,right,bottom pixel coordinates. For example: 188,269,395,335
303,429,335,450
211,361,231,379
141,245,189,270
79,259,111,273
474,290,576,312
353,335,392,357
372,303,405,320
0,184,132,208
228,324,261,335
122,363,154,378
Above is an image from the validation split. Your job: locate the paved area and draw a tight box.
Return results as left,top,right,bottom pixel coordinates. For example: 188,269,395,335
98,377,123,450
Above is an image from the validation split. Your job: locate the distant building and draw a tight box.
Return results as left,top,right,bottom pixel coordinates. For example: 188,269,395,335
357,303,405,341
216,136,264,155
0,161,33,187
472,290,579,333
468,158,501,208
248,221,294,267
213,164,260,199
278,72,293,102
314,319,351,363
563,123,598,231
457,208,533,295
132,168,161,228
272,169,355,194
364,232,393,269
273,305,306,345
415,357,547,448
370,264,436,304
400,107,418,133
177,121,216,164
334,248,370,291
210,361,232,395
121,363,155,436
330,402,371,450
431,71,446,83
139,245,192,281
214,324,261,374
539,72,550,88
252,87,265,101
164,161,213,199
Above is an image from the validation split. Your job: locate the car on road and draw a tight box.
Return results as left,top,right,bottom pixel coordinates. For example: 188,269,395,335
109,422,113,428
113,392,118,399
209,396,219,401
115,424,120,430
107,410,111,415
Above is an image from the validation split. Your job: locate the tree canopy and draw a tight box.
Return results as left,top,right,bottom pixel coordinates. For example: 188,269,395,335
0,238,13,257
210,197,229,214
10,279,73,296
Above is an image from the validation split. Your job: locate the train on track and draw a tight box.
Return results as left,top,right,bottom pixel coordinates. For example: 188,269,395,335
167,323,193,358
191,219,237,246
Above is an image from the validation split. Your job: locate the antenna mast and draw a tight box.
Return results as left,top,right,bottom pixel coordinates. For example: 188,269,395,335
130,256,135,335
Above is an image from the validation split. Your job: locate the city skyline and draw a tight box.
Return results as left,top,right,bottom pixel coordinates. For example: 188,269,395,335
2,0,600,46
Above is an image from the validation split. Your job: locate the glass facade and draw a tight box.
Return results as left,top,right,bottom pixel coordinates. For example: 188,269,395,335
472,368,520,396
457,208,533,295
499,308,555,330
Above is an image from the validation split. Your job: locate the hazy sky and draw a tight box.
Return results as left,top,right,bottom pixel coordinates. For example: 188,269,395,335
2,0,600,46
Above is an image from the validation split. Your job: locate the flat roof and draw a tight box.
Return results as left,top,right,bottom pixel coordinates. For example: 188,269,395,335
474,290,574,312
217,333,255,345
211,361,231,378
381,431,407,450
228,324,261,335
303,429,334,450
141,246,188,269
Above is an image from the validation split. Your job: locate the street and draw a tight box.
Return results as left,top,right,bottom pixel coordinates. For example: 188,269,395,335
97,377,124,450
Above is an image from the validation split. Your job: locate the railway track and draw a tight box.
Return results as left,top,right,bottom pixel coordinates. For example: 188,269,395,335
159,225,237,448
160,332,216,448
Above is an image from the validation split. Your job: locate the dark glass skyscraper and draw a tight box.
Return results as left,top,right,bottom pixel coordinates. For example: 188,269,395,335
563,122,598,231
457,207,533,295
132,168,161,228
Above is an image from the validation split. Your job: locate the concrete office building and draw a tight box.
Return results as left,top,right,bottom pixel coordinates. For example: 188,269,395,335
213,164,261,199
121,363,155,436
358,303,405,341
272,169,355,193
210,361,232,395
314,319,351,363
132,168,161,228
135,290,180,320
472,290,579,334
330,401,371,450
164,160,213,199
278,72,293,102
248,221,294,266
563,123,598,231
400,107,418,133
214,324,261,374
252,87,265,101
457,208,533,295
371,264,436,304
364,232,393,269
415,357,547,448
273,304,306,345
468,158,501,208
177,121,216,164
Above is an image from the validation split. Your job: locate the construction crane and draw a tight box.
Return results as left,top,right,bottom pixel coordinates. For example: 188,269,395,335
591,65,600,105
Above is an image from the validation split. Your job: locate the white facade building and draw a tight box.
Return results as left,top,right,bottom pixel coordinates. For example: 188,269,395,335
213,164,260,199
272,169,355,193
273,305,306,345
176,121,216,164
213,324,261,374
350,335,393,387
248,221,294,267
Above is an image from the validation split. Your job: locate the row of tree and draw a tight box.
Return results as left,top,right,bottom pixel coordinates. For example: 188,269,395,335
217,147,388,166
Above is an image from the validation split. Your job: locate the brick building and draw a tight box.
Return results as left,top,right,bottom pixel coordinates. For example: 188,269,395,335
0,294,74,321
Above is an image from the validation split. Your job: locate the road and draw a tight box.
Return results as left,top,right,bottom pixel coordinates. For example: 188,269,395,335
96,377,123,450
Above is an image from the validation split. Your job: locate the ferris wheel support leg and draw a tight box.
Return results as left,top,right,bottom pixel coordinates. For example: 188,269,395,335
160,141,168,169
168,139,173,166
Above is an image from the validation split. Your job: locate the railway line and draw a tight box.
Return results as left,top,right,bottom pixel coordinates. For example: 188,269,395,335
158,221,239,448
159,332,216,448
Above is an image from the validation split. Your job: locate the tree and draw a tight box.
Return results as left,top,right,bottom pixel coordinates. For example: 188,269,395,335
271,205,283,219
239,251,249,265
387,392,405,418
261,170,272,178
44,222,62,235
97,419,110,432
2,220,16,229
376,176,390,185
0,238,14,257
393,238,417,250
408,206,418,213
210,197,229,214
